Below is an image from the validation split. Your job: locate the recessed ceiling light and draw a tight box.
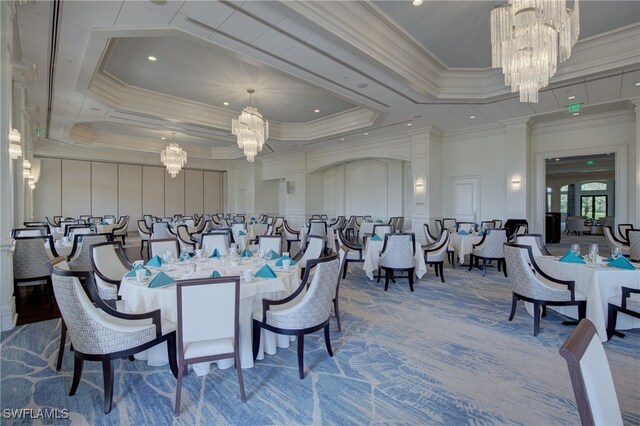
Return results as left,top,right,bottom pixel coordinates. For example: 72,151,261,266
340,138,345,141
364,132,369,136
412,0,423,5
567,95,576,100
223,102,229,106
161,137,166,140
148,56,157,61
555,158,560,161
407,123,412,126
635,82,640,86
469,115,476,119
314,109,320,113
572,112,580,116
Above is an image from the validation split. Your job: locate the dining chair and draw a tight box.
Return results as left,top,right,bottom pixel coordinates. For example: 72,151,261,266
137,220,152,256
200,231,230,255
559,319,623,426
377,233,416,292
12,227,46,237
90,241,133,302
468,229,508,277
628,229,640,262
334,245,349,332
68,226,94,240
231,223,246,236
49,267,178,414
103,215,116,225
456,221,477,232
372,224,394,239
252,255,341,379
604,226,630,257
64,224,92,237
514,234,552,257
310,214,321,220
295,235,325,275
335,228,363,278
308,220,327,238
423,229,449,283
617,223,634,243
234,214,245,224
607,286,640,340
175,277,246,414
283,220,301,252
68,233,112,270
143,214,154,229
112,216,129,245
504,243,586,336
510,223,528,241
345,216,358,240
395,217,404,233
258,235,282,256
423,223,438,244
492,219,503,228
13,235,59,308
480,220,495,230
183,218,195,228
441,218,458,232
176,225,196,254
151,222,175,240
273,217,284,234
320,214,329,221
266,216,275,225
150,238,180,259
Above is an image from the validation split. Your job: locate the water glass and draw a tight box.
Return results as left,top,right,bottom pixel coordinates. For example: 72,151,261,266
570,244,580,256
611,247,622,260
184,261,195,277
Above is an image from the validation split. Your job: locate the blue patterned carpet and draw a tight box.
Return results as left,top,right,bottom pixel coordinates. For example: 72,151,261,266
2,263,639,425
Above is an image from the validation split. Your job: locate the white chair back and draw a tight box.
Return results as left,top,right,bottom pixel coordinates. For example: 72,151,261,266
14,228,44,237
91,243,130,281
379,233,415,269
200,233,230,255
258,236,282,256
151,222,173,240
298,236,324,267
308,221,327,238
150,239,179,259
231,223,245,235
373,224,393,238
514,234,549,258
70,227,93,238
252,223,268,236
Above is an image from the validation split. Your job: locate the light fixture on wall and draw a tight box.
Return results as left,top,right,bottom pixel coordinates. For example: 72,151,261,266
8,129,22,159
491,0,580,103
511,176,521,189
415,180,425,192
160,132,187,178
232,89,269,163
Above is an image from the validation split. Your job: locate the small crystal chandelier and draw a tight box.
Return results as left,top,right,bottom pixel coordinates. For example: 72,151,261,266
8,129,22,159
232,89,269,162
160,132,187,178
491,0,580,103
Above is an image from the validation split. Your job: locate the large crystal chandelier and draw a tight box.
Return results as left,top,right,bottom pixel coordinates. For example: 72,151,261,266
160,133,187,178
491,0,580,103
8,128,22,159
232,89,269,162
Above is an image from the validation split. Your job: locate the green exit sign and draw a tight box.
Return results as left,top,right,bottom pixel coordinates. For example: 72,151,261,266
567,103,581,113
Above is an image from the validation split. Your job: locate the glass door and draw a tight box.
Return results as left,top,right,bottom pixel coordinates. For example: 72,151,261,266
580,195,607,219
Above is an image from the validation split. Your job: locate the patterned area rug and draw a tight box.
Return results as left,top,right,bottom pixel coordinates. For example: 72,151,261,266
2,264,639,425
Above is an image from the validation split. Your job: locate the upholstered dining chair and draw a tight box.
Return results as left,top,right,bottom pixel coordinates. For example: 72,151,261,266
294,235,325,278
628,229,640,262
480,220,495,230
441,218,457,232
64,224,92,237
252,255,340,379
150,238,180,260
308,220,327,238
559,319,623,426
310,214,321,220
200,231,231,255
112,216,129,245
137,220,152,256
49,267,178,414
334,245,349,332
68,225,95,240
12,227,46,237
175,277,245,414
607,286,640,340
90,241,133,302
511,223,529,240
151,222,174,240
283,220,301,252
68,233,112,270
377,233,416,292
273,217,284,234
468,228,508,277
456,221,477,233
514,234,552,257
24,222,51,233
504,243,586,336
372,224,394,239
258,235,282,256
423,223,438,244
176,225,196,254
335,229,364,278
103,215,116,225
345,216,359,240
617,223,634,243
604,226,630,257
492,219,503,228
13,235,59,307
423,229,449,283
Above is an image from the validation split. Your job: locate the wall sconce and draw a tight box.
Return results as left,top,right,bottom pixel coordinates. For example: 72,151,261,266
8,129,22,159
415,180,425,192
23,160,32,179
511,176,521,189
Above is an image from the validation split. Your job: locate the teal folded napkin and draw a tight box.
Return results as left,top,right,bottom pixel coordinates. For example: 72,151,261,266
249,221,255,225
331,218,336,221
376,220,383,223
559,251,585,264
608,256,635,270
275,255,296,266
148,272,176,288
458,230,468,235
179,253,192,262
210,270,222,278
477,231,484,237
267,249,280,260
241,248,252,257
209,248,221,258
125,264,151,278
371,234,382,241
239,230,247,236
606,256,614,262
250,217,255,220
100,221,108,225
486,229,492,235
146,255,163,267
255,264,277,279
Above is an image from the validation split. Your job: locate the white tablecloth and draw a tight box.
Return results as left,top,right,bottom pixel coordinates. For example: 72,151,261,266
450,233,482,264
527,257,640,341
362,239,427,281
118,257,300,371
300,226,337,253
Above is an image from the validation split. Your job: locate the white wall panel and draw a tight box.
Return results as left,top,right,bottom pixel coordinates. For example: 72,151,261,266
118,164,142,231
165,172,185,216
345,159,388,219
33,158,61,221
91,162,118,216
61,159,91,217
185,169,204,216
142,166,165,217
204,171,222,213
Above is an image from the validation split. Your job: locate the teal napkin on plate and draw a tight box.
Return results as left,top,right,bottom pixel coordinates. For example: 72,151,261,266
241,248,252,257
608,256,635,270
371,234,382,241
179,253,192,262
146,255,163,267
458,230,468,235
209,248,221,258
148,272,176,288
275,255,296,266
267,249,280,260
239,230,247,236
559,251,585,264
255,264,277,279
210,270,222,278
125,264,151,278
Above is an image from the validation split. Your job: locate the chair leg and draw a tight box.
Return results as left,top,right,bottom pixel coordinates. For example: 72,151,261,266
533,303,541,336
578,301,586,321
167,332,179,379
69,356,83,396
384,269,390,291
408,268,414,292
342,261,348,279
468,255,474,271
324,323,334,357
252,320,260,361
502,259,508,277
235,351,247,401
541,305,547,318
102,358,114,414
56,320,67,371
433,263,439,277
481,259,487,277
174,363,184,414
439,263,445,283
607,305,618,341
377,267,382,283
333,298,341,332
297,331,305,379
508,294,518,321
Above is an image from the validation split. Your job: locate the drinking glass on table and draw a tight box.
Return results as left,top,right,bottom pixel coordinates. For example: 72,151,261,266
570,244,580,256
588,243,599,263
611,247,622,260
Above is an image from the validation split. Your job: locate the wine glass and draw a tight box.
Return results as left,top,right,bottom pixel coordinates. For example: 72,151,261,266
570,243,580,256
611,247,622,260
588,243,599,263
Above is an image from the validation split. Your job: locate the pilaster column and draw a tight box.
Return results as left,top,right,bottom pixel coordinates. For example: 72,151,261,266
408,127,443,242
502,118,532,224
632,99,640,226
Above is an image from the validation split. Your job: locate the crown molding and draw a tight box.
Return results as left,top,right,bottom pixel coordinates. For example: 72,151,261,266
530,109,635,136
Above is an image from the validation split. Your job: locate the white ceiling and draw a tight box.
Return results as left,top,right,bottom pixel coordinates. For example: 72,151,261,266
12,0,640,162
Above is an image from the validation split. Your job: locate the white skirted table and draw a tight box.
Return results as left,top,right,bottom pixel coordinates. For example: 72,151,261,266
119,256,301,372
362,238,427,281
449,233,483,264
526,256,640,341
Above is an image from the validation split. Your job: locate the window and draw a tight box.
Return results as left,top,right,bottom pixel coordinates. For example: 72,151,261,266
581,182,607,191
581,195,607,219
560,185,568,213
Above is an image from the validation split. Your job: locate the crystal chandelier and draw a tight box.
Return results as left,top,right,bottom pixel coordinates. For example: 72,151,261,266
160,133,187,178
491,0,580,103
232,89,269,162
8,128,22,159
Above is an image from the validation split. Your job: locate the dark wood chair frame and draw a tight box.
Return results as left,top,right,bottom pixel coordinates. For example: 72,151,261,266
423,230,449,283
604,225,629,246
252,255,338,379
456,221,477,232
13,235,59,307
47,266,178,414
11,227,49,237
67,232,113,261
283,220,301,252
89,241,134,302
506,243,586,336
515,233,552,256
376,233,416,292
199,230,232,250
64,223,93,237
617,224,634,243
468,230,508,277
176,224,197,252
336,229,363,279
137,220,152,256
607,286,640,340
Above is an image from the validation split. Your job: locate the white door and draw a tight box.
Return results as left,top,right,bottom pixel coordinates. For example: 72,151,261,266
450,177,479,222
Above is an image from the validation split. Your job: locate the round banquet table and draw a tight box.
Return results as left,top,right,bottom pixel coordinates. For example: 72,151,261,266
118,255,301,373
449,232,483,264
